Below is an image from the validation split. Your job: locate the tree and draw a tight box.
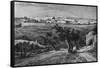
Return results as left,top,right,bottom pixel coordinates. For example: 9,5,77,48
52,24,81,53
15,42,32,58
52,24,70,50
68,29,81,52
45,32,57,50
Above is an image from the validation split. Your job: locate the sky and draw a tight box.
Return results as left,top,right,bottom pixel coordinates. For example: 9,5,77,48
15,2,97,19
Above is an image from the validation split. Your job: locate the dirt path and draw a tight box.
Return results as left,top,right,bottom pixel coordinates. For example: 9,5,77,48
15,50,68,66
79,52,96,61
15,49,96,66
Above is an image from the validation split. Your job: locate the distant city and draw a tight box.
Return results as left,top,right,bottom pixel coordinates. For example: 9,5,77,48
15,16,97,27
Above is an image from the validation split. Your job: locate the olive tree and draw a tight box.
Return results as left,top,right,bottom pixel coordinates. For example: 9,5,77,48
52,24,81,53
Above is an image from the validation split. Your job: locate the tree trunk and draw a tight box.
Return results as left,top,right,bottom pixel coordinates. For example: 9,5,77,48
65,40,70,51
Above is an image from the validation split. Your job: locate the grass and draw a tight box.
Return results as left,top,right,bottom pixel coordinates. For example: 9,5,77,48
15,24,95,40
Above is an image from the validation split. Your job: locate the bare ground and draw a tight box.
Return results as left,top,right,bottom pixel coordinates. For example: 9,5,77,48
15,48,96,66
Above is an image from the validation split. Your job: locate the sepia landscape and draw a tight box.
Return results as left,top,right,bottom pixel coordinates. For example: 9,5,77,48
14,2,97,66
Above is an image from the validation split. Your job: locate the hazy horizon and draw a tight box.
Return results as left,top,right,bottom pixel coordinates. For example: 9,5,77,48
15,2,97,19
